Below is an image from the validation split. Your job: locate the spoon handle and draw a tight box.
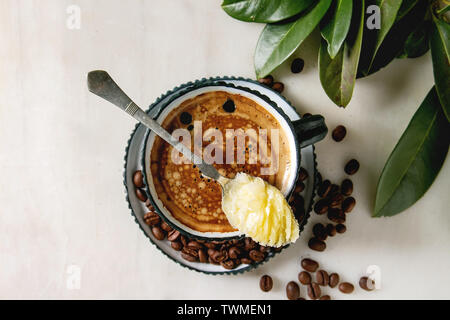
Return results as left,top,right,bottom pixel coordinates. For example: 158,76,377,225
87,70,225,184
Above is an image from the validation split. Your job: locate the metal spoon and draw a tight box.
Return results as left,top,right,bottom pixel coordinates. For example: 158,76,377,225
87,70,230,187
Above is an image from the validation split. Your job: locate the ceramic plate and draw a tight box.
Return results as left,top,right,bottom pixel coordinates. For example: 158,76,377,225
123,77,318,275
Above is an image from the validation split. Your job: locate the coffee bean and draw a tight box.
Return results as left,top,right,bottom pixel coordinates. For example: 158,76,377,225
336,224,347,234
291,58,305,74
301,258,319,272
341,179,353,196
314,199,329,215
359,276,375,291
329,193,344,207
171,241,183,251
258,75,274,87
135,188,148,202
342,197,356,213
332,125,347,142
339,282,354,294
180,235,188,247
240,258,253,265
249,250,265,262
198,249,208,263
182,247,199,258
272,82,284,93
307,283,321,300
181,252,197,262
299,167,309,181
260,275,273,292
295,182,305,194
328,208,346,224
316,270,329,286
313,223,327,241
329,273,340,288
212,250,228,263
345,159,360,175
204,242,217,250
229,247,241,259
144,212,160,226
180,112,193,125
298,271,312,285
133,171,144,188
167,230,180,242
319,295,331,300
318,180,332,198
208,256,219,265
223,99,236,113
308,238,326,252
160,221,173,232
187,241,203,250
221,260,236,270
326,224,337,237
286,282,300,300
244,238,257,251
151,226,165,241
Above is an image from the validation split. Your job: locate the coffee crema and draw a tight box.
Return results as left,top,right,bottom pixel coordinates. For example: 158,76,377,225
150,91,291,233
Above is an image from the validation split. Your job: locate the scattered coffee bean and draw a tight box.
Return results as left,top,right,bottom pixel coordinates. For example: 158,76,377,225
329,273,340,288
329,193,344,207
133,171,144,188
341,179,353,196
144,212,160,226
160,221,173,232
151,226,165,241
221,260,236,270
345,159,360,175
316,270,330,286
180,112,193,125
229,247,241,259
332,125,347,142
313,223,327,241
326,224,337,237
318,180,332,198
328,208,346,224
135,188,148,202
339,282,354,294
342,197,356,213
272,82,284,93
181,251,197,262
307,283,321,300
258,75,274,87
299,167,309,181
286,282,300,300
314,199,329,215
171,241,183,251
359,276,375,291
260,275,273,292
291,58,305,74
301,258,319,272
240,258,253,265
298,271,312,285
197,249,208,263
187,241,203,250
295,182,305,194
308,238,326,252
249,250,265,262
319,295,331,300
336,224,347,234
167,230,180,242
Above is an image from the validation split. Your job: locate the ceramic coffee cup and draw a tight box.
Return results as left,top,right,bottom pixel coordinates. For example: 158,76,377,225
141,80,327,241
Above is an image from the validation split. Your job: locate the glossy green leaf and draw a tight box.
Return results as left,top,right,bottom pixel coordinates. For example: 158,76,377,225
321,0,353,59
319,0,364,107
374,87,450,217
221,0,315,23
396,0,418,21
430,12,450,121
254,0,332,78
397,20,430,58
359,0,403,75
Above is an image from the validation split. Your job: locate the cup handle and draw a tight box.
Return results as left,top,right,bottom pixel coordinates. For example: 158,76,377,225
292,115,328,148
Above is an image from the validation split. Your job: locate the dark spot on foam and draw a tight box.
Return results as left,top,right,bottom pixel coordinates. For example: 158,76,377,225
223,99,236,113
180,112,192,125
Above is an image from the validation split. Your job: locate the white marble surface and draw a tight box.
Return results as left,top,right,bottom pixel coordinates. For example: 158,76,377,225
0,0,449,300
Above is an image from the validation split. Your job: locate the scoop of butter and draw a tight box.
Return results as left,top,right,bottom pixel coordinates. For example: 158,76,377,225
222,173,299,247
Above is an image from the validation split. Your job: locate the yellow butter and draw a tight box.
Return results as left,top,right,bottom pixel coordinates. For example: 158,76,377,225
222,173,299,247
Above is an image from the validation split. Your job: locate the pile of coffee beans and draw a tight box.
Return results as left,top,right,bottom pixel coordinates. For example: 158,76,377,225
258,75,284,94
132,170,313,270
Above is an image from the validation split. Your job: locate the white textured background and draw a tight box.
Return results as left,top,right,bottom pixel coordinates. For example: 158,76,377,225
0,0,449,299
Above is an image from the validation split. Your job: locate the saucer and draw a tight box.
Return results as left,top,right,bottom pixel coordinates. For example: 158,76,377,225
123,76,318,275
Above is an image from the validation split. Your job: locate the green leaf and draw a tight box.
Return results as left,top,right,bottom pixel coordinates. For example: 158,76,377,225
397,19,430,58
320,0,353,59
359,0,403,76
221,0,315,23
254,0,332,78
396,0,418,21
374,87,450,217
319,0,364,107
430,11,450,121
